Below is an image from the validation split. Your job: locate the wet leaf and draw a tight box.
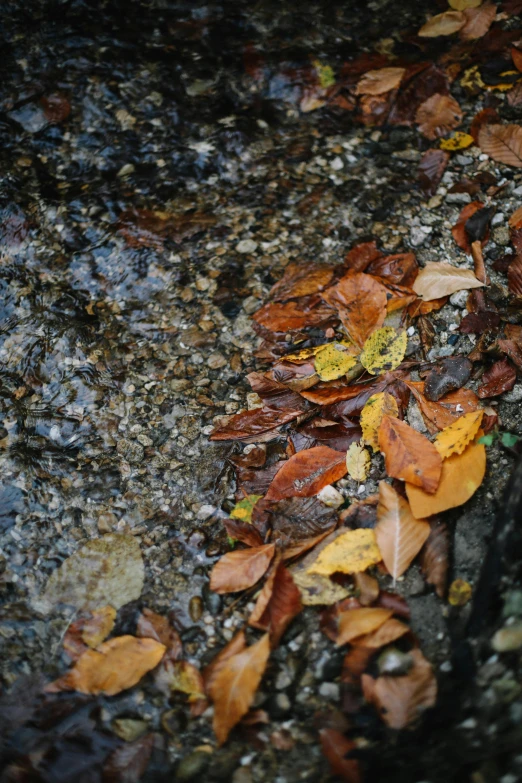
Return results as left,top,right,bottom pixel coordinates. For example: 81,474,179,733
508,255,522,296
336,607,393,646
418,148,450,195
375,483,430,582
345,240,382,272
448,578,473,606
434,411,484,458
252,299,335,333
209,633,270,745
36,534,145,613
361,392,399,453
416,94,463,140
292,569,351,606
406,380,480,434
223,517,264,547
136,608,183,662
159,659,206,705
203,631,246,693
362,649,437,729
412,262,484,301
440,132,474,151
230,494,263,523
249,561,302,647
46,636,166,696
314,342,358,381
420,517,450,598
424,356,473,401
478,123,522,168
322,272,388,349
379,415,442,492
319,728,362,783
270,263,334,302
307,528,382,576
267,496,338,546
265,445,347,501
418,11,466,37
63,606,117,661
459,310,500,333
346,442,370,482
460,3,497,40
354,617,410,648
477,358,517,398
355,67,405,95
360,327,407,376
406,440,486,518
210,543,276,593
366,252,419,287
103,734,154,783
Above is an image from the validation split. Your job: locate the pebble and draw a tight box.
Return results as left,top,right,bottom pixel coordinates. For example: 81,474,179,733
491,621,522,652
491,213,504,227
176,750,211,781
318,682,340,700
189,596,204,622
236,239,258,254
450,290,469,308
410,226,432,246
330,156,344,170
317,485,344,508
207,353,227,370
196,504,215,520
492,226,510,246
446,192,471,205
377,648,413,676
502,384,522,403
503,590,522,618
455,155,473,166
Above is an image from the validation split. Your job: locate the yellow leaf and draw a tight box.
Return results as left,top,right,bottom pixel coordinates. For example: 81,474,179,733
307,528,381,576
313,60,336,89
282,345,324,362
448,0,482,9
360,392,399,452
314,342,358,381
460,65,486,91
360,328,407,376
230,494,263,523
440,132,474,150
448,579,473,606
434,410,484,459
346,442,370,482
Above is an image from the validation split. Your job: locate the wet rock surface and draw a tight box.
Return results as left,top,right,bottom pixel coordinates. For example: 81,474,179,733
0,1,521,781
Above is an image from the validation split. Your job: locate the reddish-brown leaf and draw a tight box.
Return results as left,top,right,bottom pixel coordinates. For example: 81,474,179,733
375,483,431,582
477,358,517,398
416,93,463,140
269,263,334,301
136,608,182,662
203,631,246,693
478,124,522,168
252,299,336,332
405,380,480,434
210,544,276,593
513,47,522,72
345,240,382,272
249,561,302,647
508,254,522,296
366,252,418,287
353,617,410,649
378,415,442,492
459,3,497,40
508,83,522,108
342,646,375,686
322,272,388,348
209,633,270,745
355,67,405,96
418,149,450,195
419,517,450,598
498,338,522,370
361,649,437,729
470,108,501,144
265,445,347,502
319,728,362,783
223,517,264,547
451,201,486,252
353,571,380,606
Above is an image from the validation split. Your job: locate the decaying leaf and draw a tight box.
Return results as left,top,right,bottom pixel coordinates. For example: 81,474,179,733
336,607,393,646
448,578,473,606
360,327,407,376
292,569,351,606
477,358,517,398
375,483,430,582
314,342,358,381
63,606,117,661
355,67,405,95
210,544,276,593
378,415,442,492
136,608,183,662
209,633,270,744
434,410,484,458
360,392,399,452
346,442,371,482
252,299,335,333
406,440,486,518
440,132,474,151
418,11,465,38
46,636,166,696
322,271,388,348
478,124,522,168
36,534,145,613
420,517,450,598
412,262,484,301
249,561,302,646
307,528,382,576
418,148,450,194
230,494,263,523
416,94,463,140
353,571,380,605
265,446,347,501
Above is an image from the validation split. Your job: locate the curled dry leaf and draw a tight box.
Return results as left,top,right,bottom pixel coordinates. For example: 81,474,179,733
418,11,466,37
406,440,486,518
355,67,405,96
336,608,393,646
415,94,463,140
314,342,358,381
322,272,388,348
362,649,437,729
46,636,166,696
420,517,450,598
378,415,442,493
477,358,517,398
209,633,271,745
434,410,484,458
375,483,430,582
346,441,371,482
319,728,362,783
307,528,382,576
249,561,302,647
265,445,347,502
412,262,484,301
478,124,522,168
210,543,276,593
360,327,407,376
459,3,496,40
361,392,399,452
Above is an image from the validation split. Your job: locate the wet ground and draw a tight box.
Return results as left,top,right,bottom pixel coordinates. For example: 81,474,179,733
1,1,522,781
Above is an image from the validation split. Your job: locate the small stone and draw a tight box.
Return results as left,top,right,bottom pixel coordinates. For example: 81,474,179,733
171,379,192,392
502,384,522,403
232,768,252,783
111,718,148,742
196,504,215,520
318,682,340,700
189,595,204,622
377,648,413,676
410,226,432,247
428,195,443,209
117,163,135,177
97,512,117,533
446,192,471,205
455,155,472,166
491,213,504,227
450,290,469,308
492,226,510,246
503,590,522,618
208,353,227,370
492,621,522,652
317,485,344,508
236,239,258,254
330,156,344,170
242,296,260,315
176,750,211,781
276,670,292,690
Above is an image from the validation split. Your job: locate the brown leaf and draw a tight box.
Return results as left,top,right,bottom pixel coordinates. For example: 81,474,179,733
419,517,450,598
136,608,182,662
322,272,388,348
412,262,483,300
345,240,382,272
415,94,463,140
477,358,517,398
265,445,347,501
405,380,480,434
209,633,270,745
375,483,430,582
249,561,302,647
342,646,375,686
498,338,522,370
252,299,336,333
265,496,338,546
508,254,522,296
103,734,154,783
478,124,522,168
353,571,380,606
319,728,362,783
353,617,410,648
459,310,500,333
117,209,216,248
418,149,450,195
203,631,246,693
355,67,405,95
210,544,276,593
366,253,419,287
460,3,497,40
46,636,166,696
508,82,522,108
378,415,442,492
470,108,501,144
269,263,334,301
451,201,486,252
418,11,466,37
223,517,264,547
513,46,522,72
362,649,437,729
63,606,116,661
336,608,393,646
424,356,473,401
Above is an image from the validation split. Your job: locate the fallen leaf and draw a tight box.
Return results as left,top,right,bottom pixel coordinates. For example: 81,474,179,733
362,649,437,729
440,132,474,151
203,631,246,693
342,646,376,686
223,517,264,547
270,263,334,301
209,633,270,745
46,636,166,696
307,528,382,576
448,0,482,8
477,358,517,398
345,240,382,272
434,411,484,458
375,483,430,582
314,342,358,381
448,578,473,606
322,272,388,348
478,123,522,168
210,544,276,593
366,252,419,287
252,299,335,333
418,11,466,37
420,517,450,598
319,728,362,783
459,3,497,40
360,392,399,453
136,608,183,661
459,310,500,333
267,496,338,546
63,606,117,661
159,659,206,706
353,571,380,605
249,561,302,646
378,415,442,492
508,255,522,296
451,201,486,252
230,494,263,523
418,149,450,195
412,262,484,301
513,47,522,73
406,380,480,433
336,607,393,646
360,327,407,376
103,735,154,783
416,94,463,140
406,440,486,518
292,568,351,606
265,445,347,502
36,534,145,614
346,442,371,482
353,617,410,648
355,67,405,95
424,356,473,401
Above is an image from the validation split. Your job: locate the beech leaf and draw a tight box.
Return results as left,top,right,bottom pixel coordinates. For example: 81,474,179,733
416,94,463,140
375,482,430,582
353,617,410,649
322,272,388,349
346,442,371,482
420,518,450,598
307,528,382,576
478,124,522,168
412,262,484,301
360,392,399,452
355,67,405,96
314,342,358,381
336,607,393,646
418,11,465,37
319,728,362,783
360,327,407,376
434,410,484,459
265,445,347,502
378,415,442,493
249,561,303,647
210,544,276,593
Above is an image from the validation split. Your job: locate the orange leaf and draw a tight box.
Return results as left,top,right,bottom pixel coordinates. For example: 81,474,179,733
265,445,347,501
63,606,116,661
361,649,437,729
203,631,246,693
415,94,463,140
270,263,334,301
336,607,393,646
478,124,522,168
136,608,182,661
378,415,442,492
46,636,166,696
210,544,276,594
322,272,387,349
319,728,362,783
249,561,302,647
406,440,486,518
405,380,480,434
355,67,405,96
352,617,410,648
375,482,430,581
209,633,270,745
